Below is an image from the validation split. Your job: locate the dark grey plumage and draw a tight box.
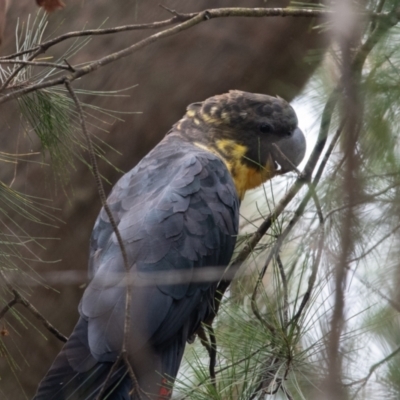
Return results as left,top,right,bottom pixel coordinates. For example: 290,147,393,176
34,90,305,400
34,136,239,400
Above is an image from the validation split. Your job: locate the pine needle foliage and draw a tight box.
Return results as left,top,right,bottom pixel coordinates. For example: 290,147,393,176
176,1,400,399
0,11,133,392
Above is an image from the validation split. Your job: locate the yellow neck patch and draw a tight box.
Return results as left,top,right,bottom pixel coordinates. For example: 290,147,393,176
194,139,276,200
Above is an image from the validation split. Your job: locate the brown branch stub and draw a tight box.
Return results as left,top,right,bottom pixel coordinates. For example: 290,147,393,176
159,4,187,21
63,58,75,72
36,0,65,13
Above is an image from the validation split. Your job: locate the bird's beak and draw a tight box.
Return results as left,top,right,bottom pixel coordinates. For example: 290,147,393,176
271,127,306,174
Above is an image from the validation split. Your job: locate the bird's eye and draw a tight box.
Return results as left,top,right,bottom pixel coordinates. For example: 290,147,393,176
258,123,272,134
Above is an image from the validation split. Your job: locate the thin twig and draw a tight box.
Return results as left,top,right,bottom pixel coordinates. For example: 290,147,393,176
159,4,187,21
250,102,346,342
16,290,68,342
0,18,189,61
251,287,276,334
0,59,73,71
65,81,138,398
284,121,345,324
353,271,400,313
325,182,399,220
123,351,152,400
0,296,18,319
249,356,283,399
347,344,400,398
0,48,42,91
0,12,206,102
289,206,324,326
95,353,123,400
282,385,294,400
270,144,324,329
276,255,289,329
352,3,400,74
63,58,75,72
250,220,292,331
370,0,388,31
349,223,400,263
0,269,67,342
180,343,273,400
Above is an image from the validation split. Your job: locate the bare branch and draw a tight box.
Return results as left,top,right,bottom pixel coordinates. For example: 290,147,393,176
0,59,73,71
122,351,152,400
0,296,18,320
0,269,67,342
1,7,398,102
14,289,68,343
0,48,42,91
0,6,391,61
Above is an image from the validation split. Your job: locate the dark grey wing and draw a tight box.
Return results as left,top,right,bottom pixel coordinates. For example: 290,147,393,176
80,138,239,363
33,138,239,399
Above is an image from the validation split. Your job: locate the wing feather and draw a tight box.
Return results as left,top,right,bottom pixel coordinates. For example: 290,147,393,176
82,136,239,365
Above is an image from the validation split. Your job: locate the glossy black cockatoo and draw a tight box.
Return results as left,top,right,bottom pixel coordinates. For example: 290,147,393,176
34,91,306,399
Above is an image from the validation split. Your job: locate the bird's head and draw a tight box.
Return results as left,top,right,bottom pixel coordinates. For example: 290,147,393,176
173,90,306,199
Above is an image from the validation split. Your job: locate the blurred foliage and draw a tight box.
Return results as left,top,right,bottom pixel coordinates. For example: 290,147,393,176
178,1,400,399
0,11,129,394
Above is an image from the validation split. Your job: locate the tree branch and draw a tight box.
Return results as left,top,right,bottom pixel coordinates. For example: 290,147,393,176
0,269,67,342
0,59,74,71
65,82,142,398
0,7,397,101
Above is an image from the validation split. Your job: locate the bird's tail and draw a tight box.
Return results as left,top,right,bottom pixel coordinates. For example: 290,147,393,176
33,317,132,400
33,317,185,400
